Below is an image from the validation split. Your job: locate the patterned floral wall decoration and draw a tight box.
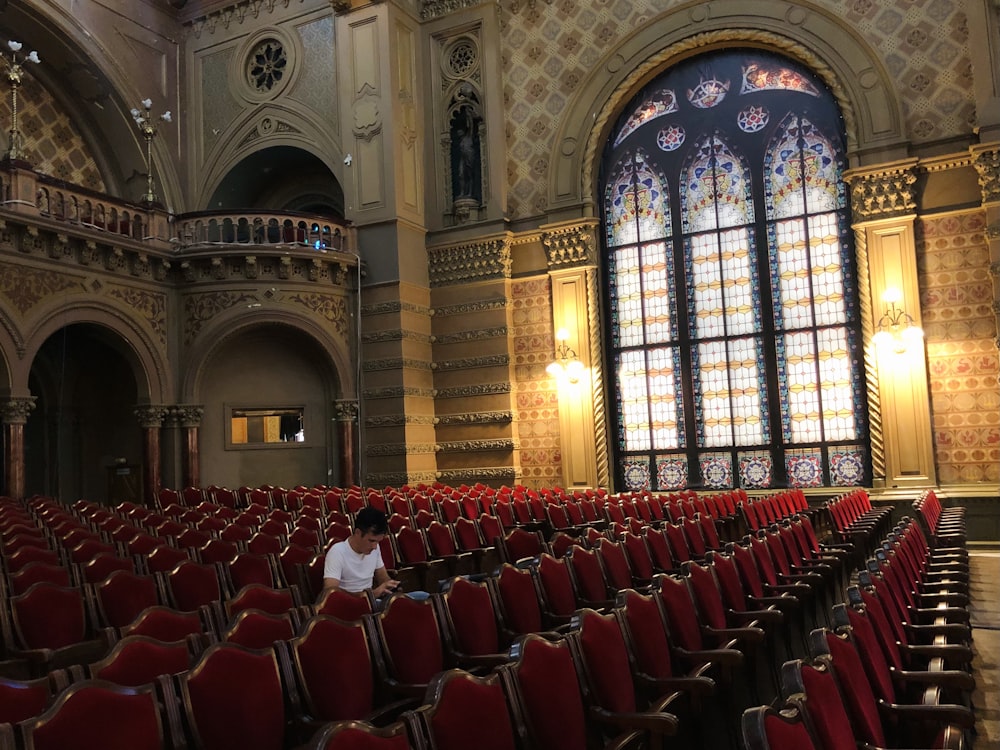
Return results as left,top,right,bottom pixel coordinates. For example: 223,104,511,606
511,276,562,488
917,211,999,485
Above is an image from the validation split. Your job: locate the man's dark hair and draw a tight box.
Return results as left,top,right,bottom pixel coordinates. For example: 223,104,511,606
354,506,388,536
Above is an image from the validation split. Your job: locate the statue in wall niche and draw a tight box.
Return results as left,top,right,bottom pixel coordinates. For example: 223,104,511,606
449,82,483,220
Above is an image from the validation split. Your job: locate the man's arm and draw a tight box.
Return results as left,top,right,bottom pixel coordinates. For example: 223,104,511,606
372,566,400,597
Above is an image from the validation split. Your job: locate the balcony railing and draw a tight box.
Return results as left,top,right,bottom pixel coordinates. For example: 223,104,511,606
2,165,352,255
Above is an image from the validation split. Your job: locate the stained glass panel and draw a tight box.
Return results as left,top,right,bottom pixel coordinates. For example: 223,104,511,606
785,448,823,488
699,453,733,488
681,135,754,232
741,61,820,96
623,458,652,491
618,350,651,452
611,245,643,348
647,346,681,449
738,450,773,488
641,242,673,344
766,115,840,219
830,446,866,486
613,89,679,147
817,328,856,441
608,151,670,245
656,456,688,490
781,331,822,442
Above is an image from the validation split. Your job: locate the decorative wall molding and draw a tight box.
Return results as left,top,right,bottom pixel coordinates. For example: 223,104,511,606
364,357,433,372
436,467,517,482
334,399,358,421
1,396,36,424
437,438,518,452
0,261,81,315
367,442,438,456
170,405,205,428
134,405,171,428
363,299,432,317
428,235,511,286
434,298,507,317
431,326,507,344
363,386,437,399
542,220,599,269
435,382,511,398
285,292,351,337
367,470,440,486
183,290,258,346
436,410,513,425
362,329,433,345
845,160,919,221
185,0,297,37
104,287,167,349
420,0,481,20
433,353,509,371
366,414,437,427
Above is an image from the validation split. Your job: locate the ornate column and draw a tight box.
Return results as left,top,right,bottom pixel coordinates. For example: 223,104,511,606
334,399,359,486
173,405,204,489
845,160,935,489
971,145,1000,382
134,406,169,505
2,396,35,499
542,219,608,490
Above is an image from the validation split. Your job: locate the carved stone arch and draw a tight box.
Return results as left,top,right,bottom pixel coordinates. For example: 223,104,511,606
195,103,348,209
20,302,170,403
549,0,906,216
181,308,352,404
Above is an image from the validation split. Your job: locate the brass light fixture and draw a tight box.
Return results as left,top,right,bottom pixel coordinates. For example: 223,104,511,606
546,328,585,383
2,40,41,162
873,288,923,354
131,99,172,204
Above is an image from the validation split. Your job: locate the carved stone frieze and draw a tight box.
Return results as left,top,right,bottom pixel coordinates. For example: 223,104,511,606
433,354,510,371
134,405,170,428
107,286,167,347
1,396,36,424
285,292,351,337
542,220,599,269
366,414,437,427
432,327,507,345
436,467,517,482
0,261,80,314
367,442,438,456
420,0,481,20
363,386,437,399
435,382,511,398
368,470,439,486
363,299,432,317
428,236,512,287
434,298,507,317
183,290,257,346
435,411,513,425
186,0,293,36
362,329,433,345
845,161,918,221
363,357,433,372
971,144,1000,204
437,439,518,452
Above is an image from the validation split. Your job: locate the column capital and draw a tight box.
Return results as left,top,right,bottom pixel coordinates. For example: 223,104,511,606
971,143,1000,204
844,159,919,221
171,405,205,428
1,396,36,424
541,219,600,270
334,399,359,422
134,405,170,429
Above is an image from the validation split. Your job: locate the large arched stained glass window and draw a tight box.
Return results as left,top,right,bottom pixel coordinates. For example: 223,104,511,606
602,50,867,492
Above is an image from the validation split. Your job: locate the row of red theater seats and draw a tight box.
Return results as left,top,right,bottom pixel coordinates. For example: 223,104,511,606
5,485,960,750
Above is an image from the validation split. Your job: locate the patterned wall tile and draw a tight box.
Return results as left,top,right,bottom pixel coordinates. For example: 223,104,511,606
0,74,104,192
500,0,975,220
917,211,999,485
511,276,562,488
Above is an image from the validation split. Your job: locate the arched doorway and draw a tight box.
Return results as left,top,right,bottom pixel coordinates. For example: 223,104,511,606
26,324,143,503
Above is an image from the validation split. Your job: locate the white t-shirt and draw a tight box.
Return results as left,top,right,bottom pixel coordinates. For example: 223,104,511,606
323,539,385,593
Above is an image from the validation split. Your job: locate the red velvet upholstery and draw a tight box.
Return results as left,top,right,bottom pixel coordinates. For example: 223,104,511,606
120,605,206,641
623,532,656,580
618,589,674,679
225,584,297,618
144,545,190,574
796,659,858,750
197,538,239,565
88,635,192,686
596,539,634,590
20,680,164,750
93,570,162,629
164,561,225,611
822,630,886,747
394,527,429,564
180,643,285,750
536,553,579,619
644,527,676,571
79,553,135,584
684,562,728,629
656,575,705,651
494,563,543,635
315,588,374,621
478,514,504,546
501,635,589,750
841,605,896,705
247,532,283,556
502,528,545,563
440,577,500,656
9,562,72,595
682,517,708,557
453,517,483,551
568,547,609,604
223,609,296,649
375,594,444,687
572,608,637,714
291,616,377,722
5,546,62,574
426,522,458,557
11,582,89,649
228,552,280,590
0,675,59,724
420,670,517,750
664,523,692,563
279,544,315,588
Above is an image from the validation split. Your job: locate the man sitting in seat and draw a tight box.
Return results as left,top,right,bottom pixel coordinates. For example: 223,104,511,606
322,507,400,600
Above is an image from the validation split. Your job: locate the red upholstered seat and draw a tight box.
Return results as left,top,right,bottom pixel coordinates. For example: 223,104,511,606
409,669,518,750
313,587,375,621
86,634,198,686
741,699,819,750
302,720,413,750
435,576,509,668
90,569,164,629
220,608,297,649
367,593,447,699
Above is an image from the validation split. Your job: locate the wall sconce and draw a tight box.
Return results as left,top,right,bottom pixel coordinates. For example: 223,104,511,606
546,328,585,383
873,288,923,354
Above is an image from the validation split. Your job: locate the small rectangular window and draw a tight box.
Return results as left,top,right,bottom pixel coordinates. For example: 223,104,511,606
227,406,305,449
